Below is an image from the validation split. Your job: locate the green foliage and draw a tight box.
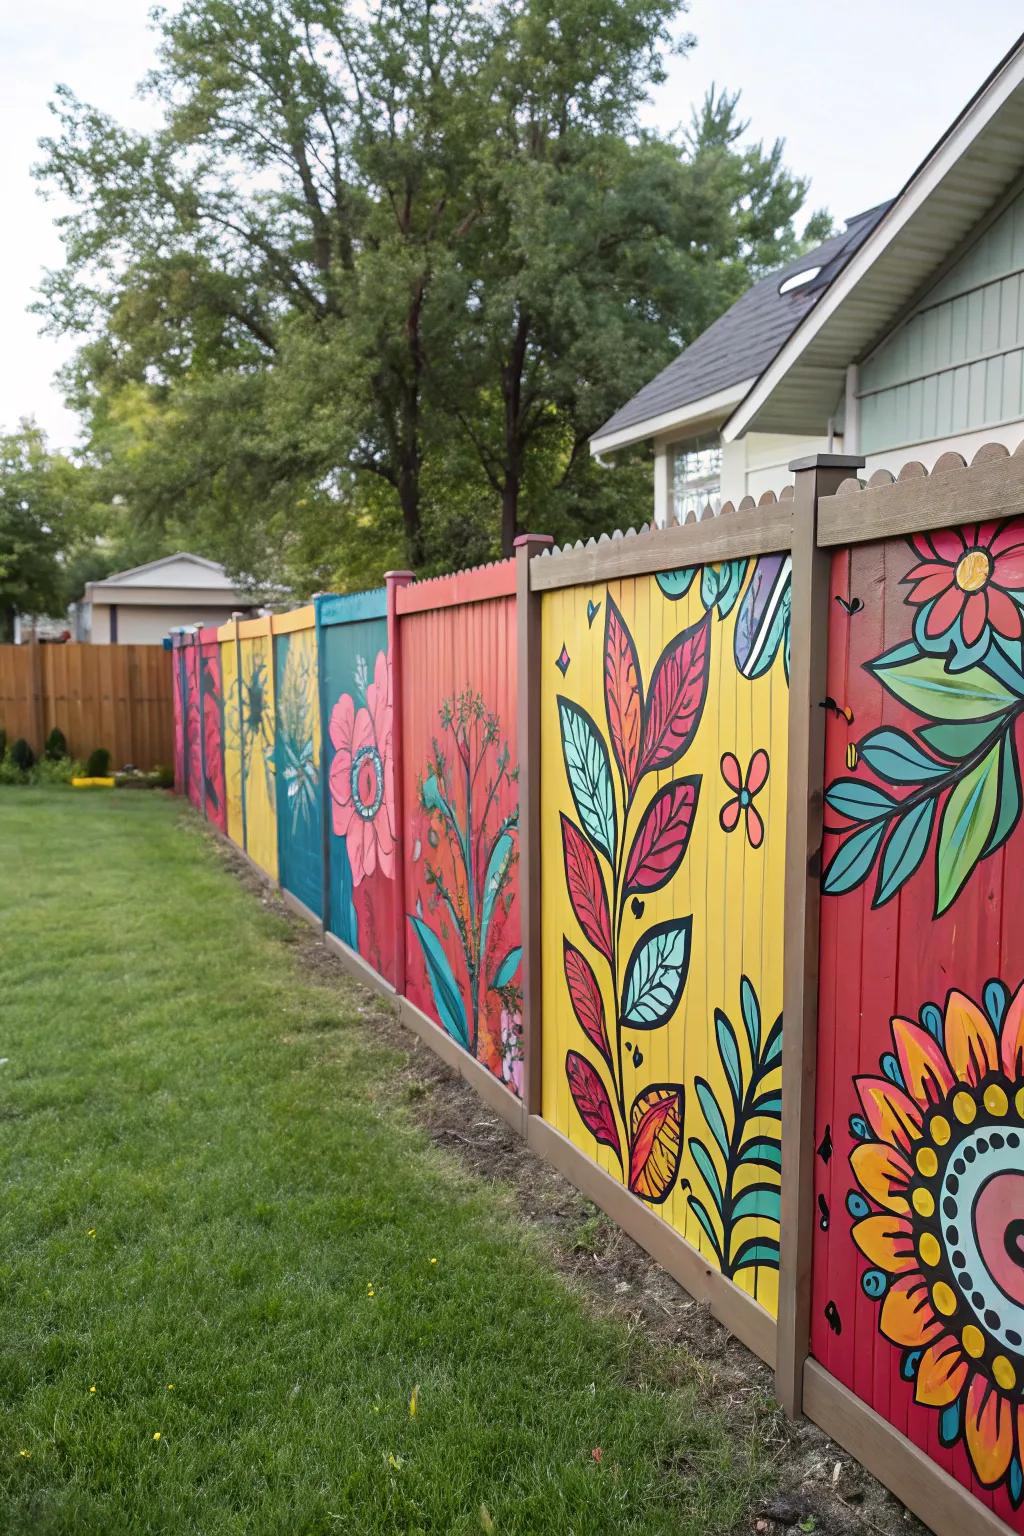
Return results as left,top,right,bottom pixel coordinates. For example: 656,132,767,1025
0,728,6,760
9,738,36,773
0,425,81,639
85,747,112,778
35,1,825,585
44,727,68,761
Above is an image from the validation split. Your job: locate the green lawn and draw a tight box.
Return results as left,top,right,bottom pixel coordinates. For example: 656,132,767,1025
0,789,769,1535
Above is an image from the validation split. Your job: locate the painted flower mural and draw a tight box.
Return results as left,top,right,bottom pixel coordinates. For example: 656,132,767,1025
408,691,520,1078
905,522,1024,670
329,650,395,885
823,515,1024,916
719,750,770,848
849,981,1024,1505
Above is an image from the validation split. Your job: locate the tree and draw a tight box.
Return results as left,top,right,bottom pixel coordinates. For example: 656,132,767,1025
35,1,827,581
0,424,84,640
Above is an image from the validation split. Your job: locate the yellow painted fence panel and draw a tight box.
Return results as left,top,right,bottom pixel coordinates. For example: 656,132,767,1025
237,630,278,881
539,555,791,1317
219,631,244,848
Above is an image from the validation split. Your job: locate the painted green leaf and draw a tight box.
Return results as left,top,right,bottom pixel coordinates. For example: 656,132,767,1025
656,567,698,601
858,728,948,785
558,697,617,861
688,1197,725,1264
918,718,998,760
871,643,1015,721
740,976,761,1059
421,770,468,868
491,945,522,990
825,779,898,822
873,797,936,907
731,1183,781,1224
731,1237,781,1272
694,1077,730,1162
621,918,692,1029
738,1137,782,1170
936,745,1000,913
821,821,886,896
714,560,749,619
480,832,515,976
759,1015,783,1070
749,1090,782,1118
688,1137,725,1215
982,729,1023,859
714,1010,743,1107
408,914,469,1049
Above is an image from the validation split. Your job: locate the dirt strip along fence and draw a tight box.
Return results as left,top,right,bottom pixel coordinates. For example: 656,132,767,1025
0,643,174,769
174,445,1024,1536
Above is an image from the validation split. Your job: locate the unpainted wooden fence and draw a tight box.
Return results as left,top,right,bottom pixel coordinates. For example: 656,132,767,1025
175,445,1024,1536
0,643,174,768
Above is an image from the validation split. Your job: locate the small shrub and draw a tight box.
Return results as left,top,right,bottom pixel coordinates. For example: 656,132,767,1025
153,763,175,788
35,756,84,786
45,728,69,761
10,738,36,772
0,728,6,760
0,755,27,785
85,747,111,778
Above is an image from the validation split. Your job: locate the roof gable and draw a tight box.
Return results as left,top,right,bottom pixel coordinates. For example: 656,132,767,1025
101,553,235,591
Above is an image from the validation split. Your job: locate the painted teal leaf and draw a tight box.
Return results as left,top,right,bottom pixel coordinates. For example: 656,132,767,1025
421,770,468,867
825,779,898,822
858,728,948,785
738,1137,782,1170
731,1237,780,1272
622,918,692,1029
822,821,886,896
687,1138,724,1214
408,914,469,1048
749,1090,783,1118
919,718,1000,759
480,832,515,973
656,567,698,601
874,798,936,907
558,697,617,861
760,1015,783,1069
491,945,522,990
740,976,761,1059
715,1010,743,1107
731,1183,781,1224
982,729,1023,858
871,643,1015,721
687,1197,725,1264
936,744,1000,913
694,1077,730,1163
715,560,749,619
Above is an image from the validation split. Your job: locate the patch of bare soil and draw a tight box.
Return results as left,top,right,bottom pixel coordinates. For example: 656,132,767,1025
211,830,928,1536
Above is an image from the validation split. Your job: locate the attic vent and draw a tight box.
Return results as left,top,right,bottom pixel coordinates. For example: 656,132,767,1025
778,265,821,295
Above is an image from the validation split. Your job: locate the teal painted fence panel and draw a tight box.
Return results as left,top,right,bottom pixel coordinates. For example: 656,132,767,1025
317,593,395,985
274,624,323,918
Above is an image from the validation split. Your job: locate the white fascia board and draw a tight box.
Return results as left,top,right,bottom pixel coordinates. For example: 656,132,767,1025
589,379,756,456
721,43,1024,445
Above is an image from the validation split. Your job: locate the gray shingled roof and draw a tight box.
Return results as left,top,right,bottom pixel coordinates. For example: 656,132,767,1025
594,203,891,443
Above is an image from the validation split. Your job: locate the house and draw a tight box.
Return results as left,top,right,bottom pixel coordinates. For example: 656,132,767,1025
75,553,258,644
592,35,1024,522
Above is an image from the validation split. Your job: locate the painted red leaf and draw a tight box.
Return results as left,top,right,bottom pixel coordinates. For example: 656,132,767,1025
563,939,612,1063
604,596,643,791
560,813,612,960
566,1050,622,1163
638,615,711,776
624,776,701,894
628,1084,684,1204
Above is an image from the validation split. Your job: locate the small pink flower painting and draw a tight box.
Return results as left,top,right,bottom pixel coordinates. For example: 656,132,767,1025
329,650,395,885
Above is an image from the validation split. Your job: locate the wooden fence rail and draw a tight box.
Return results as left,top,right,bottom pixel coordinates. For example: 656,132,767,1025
173,443,1024,1536
0,644,174,769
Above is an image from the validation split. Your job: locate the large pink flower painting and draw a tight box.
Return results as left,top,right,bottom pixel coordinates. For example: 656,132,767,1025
329,650,395,885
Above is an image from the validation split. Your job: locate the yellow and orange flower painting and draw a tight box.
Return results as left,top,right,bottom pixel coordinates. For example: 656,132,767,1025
849,981,1024,1505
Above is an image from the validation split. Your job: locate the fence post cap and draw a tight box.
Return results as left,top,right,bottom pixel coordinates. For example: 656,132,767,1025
513,533,554,549
788,452,865,473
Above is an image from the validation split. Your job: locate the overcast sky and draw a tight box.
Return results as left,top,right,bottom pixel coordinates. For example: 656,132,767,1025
2,1,1022,450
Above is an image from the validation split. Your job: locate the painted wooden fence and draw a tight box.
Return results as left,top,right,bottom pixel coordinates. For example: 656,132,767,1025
0,643,174,768
172,446,1024,1536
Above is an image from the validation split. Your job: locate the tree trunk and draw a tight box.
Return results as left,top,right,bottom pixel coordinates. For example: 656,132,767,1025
0,604,15,644
499,310,531,557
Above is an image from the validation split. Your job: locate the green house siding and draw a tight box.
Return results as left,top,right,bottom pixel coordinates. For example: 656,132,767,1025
859,187,1024,454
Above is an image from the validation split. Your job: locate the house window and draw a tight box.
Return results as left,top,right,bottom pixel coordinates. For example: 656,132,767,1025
673,438,722,522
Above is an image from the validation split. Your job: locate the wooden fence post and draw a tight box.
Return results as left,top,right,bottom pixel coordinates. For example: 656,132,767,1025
777,452,864,1418
386,571,415,999
29,637,45,756
515,533,553,1118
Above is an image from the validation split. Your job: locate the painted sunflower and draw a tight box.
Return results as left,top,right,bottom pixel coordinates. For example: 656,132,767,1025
904,520,1024,669
849,982,1024,1505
